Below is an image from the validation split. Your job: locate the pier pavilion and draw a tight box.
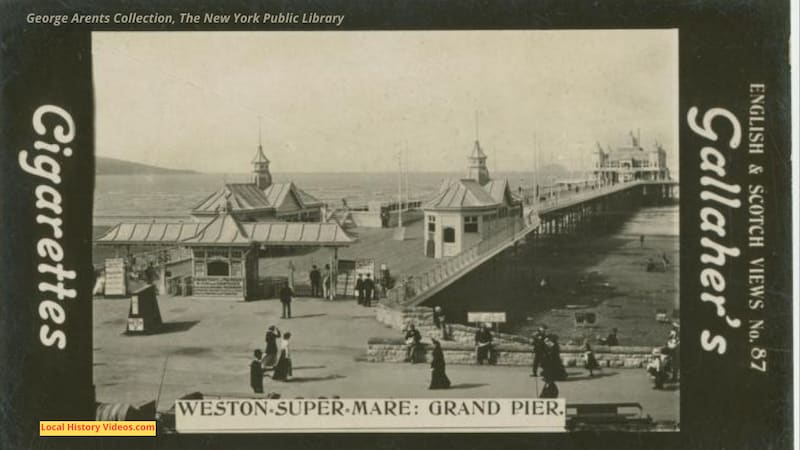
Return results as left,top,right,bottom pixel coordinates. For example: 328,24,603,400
592,132,671,184
190,143,324,222
96,209,354,300
422,140,522,258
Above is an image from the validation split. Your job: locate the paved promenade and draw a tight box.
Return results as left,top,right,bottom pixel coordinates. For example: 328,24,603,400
94,295,679,423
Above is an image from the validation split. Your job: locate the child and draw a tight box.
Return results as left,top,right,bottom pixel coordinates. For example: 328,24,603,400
250,349,264,393
583,341,600,377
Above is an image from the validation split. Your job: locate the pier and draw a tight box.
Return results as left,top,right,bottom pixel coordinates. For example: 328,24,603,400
383,179,678,308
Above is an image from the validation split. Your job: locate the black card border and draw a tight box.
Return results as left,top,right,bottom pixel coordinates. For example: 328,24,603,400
0,1,793,449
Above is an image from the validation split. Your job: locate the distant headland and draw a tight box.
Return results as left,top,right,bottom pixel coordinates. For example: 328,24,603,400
96,156,199,175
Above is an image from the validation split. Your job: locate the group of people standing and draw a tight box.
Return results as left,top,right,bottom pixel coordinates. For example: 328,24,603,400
646,326,680,389
354,273,376,306
250,325,294,393
309,264,334,300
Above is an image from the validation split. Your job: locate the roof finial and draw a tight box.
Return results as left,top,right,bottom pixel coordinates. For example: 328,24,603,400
475,110,480,142
258,116,262,149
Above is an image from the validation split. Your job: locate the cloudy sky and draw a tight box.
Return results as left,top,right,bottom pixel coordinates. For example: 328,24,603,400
93,30,678,174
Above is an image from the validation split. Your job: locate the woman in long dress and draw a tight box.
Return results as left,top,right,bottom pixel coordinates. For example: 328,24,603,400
272,332,293,381
429,339,451,389
262,326,281,370
542,335,567,381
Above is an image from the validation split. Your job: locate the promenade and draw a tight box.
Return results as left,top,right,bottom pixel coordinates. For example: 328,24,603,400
93,295,679,423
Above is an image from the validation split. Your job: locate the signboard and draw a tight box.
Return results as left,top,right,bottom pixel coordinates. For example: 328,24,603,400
104,258,127,297
468,312,507,323
336,259,375,297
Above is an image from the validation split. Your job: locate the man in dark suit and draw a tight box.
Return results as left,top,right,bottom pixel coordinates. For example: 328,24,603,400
250,349,264,394
309,265,321,297
355,274,365,305
280,284,293,319
531,325,547,377
363,273,375,306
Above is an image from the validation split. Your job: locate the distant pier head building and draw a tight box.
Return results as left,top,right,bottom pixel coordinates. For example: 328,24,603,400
593,132,671,184
422,140,522,258
190,143,323,222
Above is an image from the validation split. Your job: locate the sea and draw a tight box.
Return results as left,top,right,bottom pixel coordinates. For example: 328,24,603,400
94,172,678,239
94,171,563,217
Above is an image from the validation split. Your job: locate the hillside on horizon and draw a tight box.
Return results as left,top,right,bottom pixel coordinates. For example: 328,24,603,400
96,156,199,175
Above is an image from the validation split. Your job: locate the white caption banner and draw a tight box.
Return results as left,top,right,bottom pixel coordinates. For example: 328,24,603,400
175,398,566,433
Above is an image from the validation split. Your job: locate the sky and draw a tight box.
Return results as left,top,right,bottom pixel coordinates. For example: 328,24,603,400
93,30,678,174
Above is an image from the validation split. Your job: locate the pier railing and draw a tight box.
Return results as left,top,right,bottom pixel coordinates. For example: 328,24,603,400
384,180,653,308
386,215,537,307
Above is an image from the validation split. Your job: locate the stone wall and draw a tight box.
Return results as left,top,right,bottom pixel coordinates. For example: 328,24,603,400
367,337,652,368
375,304,532,346
192,276,244,298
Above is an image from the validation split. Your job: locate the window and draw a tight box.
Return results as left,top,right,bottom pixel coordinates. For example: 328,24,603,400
207,260,230,276
443,227,456,243
427,215,437,232
464,216,478,233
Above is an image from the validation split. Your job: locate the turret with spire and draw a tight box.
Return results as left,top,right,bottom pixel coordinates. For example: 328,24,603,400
467,140,491,186
252,119,272,190
466,112,491,185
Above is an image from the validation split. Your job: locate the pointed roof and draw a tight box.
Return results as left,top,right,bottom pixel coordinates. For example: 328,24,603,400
183,211,251,246
423,179,499,210
263,182,323,210
483,179,518,205
191,183,273,215
469,140,487,159
181,211,354,246
252,145,270,164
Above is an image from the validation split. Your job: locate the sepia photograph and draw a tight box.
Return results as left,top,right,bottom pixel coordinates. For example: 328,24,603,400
89,30,680,432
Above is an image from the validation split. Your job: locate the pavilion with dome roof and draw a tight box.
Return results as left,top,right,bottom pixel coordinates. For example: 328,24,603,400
421,139,522,258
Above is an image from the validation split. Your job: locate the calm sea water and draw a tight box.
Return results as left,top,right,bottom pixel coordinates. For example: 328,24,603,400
93,172,678,237
94,171,548,217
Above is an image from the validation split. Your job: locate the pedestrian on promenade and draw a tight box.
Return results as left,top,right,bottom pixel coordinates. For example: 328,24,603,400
665,328,680,381
541,335,567,381
539,378,559,398
531,325,548,377
646,347,668,389
404,324,422,363
263,325,281,370
583,341,600,377
273,332,293,381
355,273,365,305
599,328,619,346
250,349,264,393
280,284,293,319
433,306,450,340
429,339,451,390
323,264,333,300
309,265,322,297
475,324,495,365
363,274,375,306
640,234,645,248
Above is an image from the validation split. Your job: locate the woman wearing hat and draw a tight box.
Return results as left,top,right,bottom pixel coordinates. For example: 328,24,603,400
262,325,281,370
429,339,451,390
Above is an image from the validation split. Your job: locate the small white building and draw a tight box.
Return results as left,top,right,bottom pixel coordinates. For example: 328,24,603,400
422,140,521,258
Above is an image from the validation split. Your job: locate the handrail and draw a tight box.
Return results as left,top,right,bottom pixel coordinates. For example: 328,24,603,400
385,180,648,307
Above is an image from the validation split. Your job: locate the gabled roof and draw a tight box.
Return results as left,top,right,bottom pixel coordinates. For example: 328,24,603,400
423,179,499,210
263,182,323,210
191,183,273,215
182,211,354,246
483,179,518,206
96,222,203,245
183,212,251,246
